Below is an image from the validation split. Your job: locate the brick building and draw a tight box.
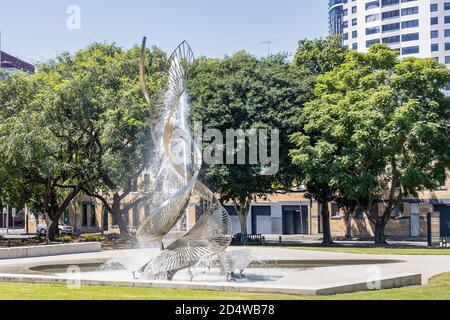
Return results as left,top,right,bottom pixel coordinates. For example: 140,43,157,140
46,172,449,240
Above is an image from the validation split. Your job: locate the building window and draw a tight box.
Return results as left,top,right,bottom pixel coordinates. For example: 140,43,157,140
402,6,418,16
445,29,450,37
383,35,400,44
90,205,96,227
82,204,88,227
431,17,439,25
366,1,380,10
432,44,439,52
402,46,420,55
366,13,380,23
402,20,419,29
382,22,400,32
431,4,438,12
382,0,399,7
352,30,357,38
392,203,404,218
382,10,400,20
366,27,380,35
366,38,381,48
331,203,341,217
352,43,358,50
445,2,450,11
402,32,419,42
431,30,439,39
132,179,138,192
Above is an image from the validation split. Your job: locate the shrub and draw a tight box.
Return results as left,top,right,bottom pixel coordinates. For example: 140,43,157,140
56,235,75,243
81,234,106,242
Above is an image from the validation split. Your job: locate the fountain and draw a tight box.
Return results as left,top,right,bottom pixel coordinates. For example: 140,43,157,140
130,38,232,281
0,40,419,297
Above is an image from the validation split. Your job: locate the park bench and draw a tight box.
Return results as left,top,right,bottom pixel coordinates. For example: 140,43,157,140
231,233,265,246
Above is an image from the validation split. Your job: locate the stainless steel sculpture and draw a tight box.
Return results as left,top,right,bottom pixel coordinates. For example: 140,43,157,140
135,38,232,280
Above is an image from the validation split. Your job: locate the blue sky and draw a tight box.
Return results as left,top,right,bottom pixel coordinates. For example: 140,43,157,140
0,1,328,64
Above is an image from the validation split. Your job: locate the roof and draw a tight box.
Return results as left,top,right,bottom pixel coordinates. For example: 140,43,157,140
0,51,35,73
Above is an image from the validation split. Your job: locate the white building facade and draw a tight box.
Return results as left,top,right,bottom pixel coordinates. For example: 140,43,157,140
329,0,450,89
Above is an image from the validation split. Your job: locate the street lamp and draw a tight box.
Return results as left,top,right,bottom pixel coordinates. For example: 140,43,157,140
2,207,5,232
6,204,9,234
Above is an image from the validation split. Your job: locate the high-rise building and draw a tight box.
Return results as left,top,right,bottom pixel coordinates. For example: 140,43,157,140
328,0,348,36
329,1,450,60
329,0,450,90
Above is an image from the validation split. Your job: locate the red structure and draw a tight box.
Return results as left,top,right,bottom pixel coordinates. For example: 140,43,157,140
0,51,35,73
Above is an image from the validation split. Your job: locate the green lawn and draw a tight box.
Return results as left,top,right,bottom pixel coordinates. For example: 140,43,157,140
287,246,450,256
0,272,449,300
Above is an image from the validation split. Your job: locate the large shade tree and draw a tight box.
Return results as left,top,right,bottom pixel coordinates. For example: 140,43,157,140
0,43,167,239
291,45,450,245
189,52,310,234
288,36,347,245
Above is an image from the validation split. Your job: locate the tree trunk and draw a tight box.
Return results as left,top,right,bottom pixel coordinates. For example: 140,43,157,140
238,213,248,235
374,221,387,245
47,219,59,242
320,199,333,246
46,183,84,241
112,195,129,236
234,197,251,235
344,215,352,239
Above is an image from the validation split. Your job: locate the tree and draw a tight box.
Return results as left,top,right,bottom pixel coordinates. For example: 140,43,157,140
293,36,346,76
0,43,167,239
291,45,450,245
65,43,168,235
288,36,348,245
189,52,309,234
0,55,109,240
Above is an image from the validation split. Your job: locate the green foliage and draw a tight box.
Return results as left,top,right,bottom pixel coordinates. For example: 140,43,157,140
56,235,76,243
0,42,167,239
189,51,311,232
81,234,106,242
291,44,450,243
293,36,346,76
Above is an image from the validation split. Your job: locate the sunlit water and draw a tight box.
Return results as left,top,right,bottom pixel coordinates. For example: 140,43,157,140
42,250,306,284
52,267,305,284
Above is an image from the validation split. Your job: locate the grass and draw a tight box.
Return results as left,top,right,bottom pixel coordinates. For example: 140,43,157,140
0,272,449,300
0,283,301,300
285,246,450,256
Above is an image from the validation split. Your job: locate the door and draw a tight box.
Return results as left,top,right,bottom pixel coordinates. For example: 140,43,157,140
251,206,271,235
282,206,309,235
410,203,420,237
436,205,450,238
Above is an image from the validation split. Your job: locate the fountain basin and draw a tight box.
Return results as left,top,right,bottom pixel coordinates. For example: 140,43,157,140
0,248,424,296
